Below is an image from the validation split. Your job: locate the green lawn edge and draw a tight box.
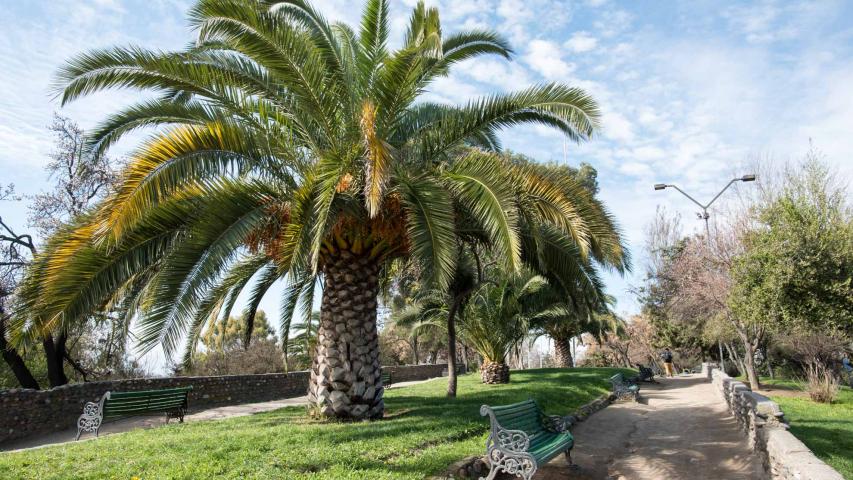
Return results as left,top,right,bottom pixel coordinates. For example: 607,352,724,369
0,367,631,480
756,378,853,479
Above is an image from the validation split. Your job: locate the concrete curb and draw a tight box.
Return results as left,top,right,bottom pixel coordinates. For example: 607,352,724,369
702,363,844,480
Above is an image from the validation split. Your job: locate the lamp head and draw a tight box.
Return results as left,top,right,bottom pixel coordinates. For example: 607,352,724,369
741,174,756,182
654,183,667,191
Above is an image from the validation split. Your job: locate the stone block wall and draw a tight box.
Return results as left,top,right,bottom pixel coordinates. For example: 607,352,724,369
383,363,448,383
704,363,843,480
0,363,446,445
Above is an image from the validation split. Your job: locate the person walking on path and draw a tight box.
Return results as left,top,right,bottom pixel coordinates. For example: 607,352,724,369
843,355,853,388
661,348,675,378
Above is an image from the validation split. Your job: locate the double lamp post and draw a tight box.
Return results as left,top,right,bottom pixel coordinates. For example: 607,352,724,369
653,174,757,372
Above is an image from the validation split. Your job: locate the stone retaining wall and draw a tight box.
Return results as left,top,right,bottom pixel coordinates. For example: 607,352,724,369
703,363,843,480
0,363,447,445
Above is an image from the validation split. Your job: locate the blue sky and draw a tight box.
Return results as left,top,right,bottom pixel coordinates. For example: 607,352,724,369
2,0,853,366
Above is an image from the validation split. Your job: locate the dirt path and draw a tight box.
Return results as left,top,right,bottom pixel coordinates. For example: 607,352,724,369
531,375,767,480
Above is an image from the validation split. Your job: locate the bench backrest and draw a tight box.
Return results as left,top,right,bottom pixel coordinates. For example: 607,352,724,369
609,373,626,385
103,387,192,419
485,399,544,435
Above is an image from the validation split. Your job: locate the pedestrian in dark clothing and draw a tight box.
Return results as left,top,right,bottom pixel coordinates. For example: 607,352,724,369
661,348,675,378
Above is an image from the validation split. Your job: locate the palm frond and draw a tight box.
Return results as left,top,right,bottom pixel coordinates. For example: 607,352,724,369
396,173,456,290
445,154,521,273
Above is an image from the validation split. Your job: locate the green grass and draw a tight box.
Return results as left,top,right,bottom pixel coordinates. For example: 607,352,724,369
757,377,853,479
0,368,628,480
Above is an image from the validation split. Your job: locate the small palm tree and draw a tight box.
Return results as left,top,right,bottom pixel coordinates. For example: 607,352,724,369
12,0,625,419
400,273,550,384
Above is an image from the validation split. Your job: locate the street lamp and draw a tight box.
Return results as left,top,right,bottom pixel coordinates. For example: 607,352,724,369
653,174,757,372
653,175,757,243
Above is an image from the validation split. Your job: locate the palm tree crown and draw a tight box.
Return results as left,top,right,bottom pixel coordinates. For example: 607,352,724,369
12,0,626,418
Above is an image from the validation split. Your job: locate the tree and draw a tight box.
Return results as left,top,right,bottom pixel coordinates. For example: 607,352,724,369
538,308,624,368
28,116,116,238
11,0,625,420
730,155,853,394
33,115,117,387
1,185,41,389
284,311,319,371
731,156,853,338
202,310,276,351
459,275,536,384
400,272,625,383
1,115,117,389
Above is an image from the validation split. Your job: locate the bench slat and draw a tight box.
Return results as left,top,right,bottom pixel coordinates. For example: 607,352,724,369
109,387,192,399
105,397,187,410
106,394,188,405
105,400,187,414
103,387,191,418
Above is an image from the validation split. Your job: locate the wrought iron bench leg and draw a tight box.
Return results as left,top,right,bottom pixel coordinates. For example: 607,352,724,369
166,407,187,424
76,400,104,441
482,463,500,480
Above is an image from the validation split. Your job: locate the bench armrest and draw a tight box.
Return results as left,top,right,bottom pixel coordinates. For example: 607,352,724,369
76,396,107,440
481,405,531,453
491,428,531,453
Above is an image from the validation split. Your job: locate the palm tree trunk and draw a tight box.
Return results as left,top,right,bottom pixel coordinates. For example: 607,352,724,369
462,344,470,373
554,336,574,368
446,296,463,398
480,360,510,384
308,249,383,420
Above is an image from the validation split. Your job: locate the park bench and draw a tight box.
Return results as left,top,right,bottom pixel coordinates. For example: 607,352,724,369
635,363,658,383
609,373,640,402
381,370,392,388
76,386,192,440
479,399,574,480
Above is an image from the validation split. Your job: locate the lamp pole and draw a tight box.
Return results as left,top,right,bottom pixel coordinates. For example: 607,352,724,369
653,174,756,373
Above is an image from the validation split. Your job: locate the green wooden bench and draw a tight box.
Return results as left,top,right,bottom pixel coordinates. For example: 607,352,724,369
609,373,639,401
76,386,193,440
479,399,574,480
381,370,392,388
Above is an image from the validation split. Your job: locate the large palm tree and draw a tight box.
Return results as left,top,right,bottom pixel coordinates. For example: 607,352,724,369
11,0,625,419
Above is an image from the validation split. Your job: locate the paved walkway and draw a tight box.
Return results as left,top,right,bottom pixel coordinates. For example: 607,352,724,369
528,375,767,480
2,377,440,452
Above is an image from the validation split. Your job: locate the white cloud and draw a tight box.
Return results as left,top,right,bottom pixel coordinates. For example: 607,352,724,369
632,145,666,161
601,111,634,142
498,0,533,21
525,40,575,79
594,9,632,38
423,75,483,104
462,58,532,91
618,161,653,177
565,31,598,53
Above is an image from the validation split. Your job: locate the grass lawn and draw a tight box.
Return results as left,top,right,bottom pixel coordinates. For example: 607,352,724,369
0,367,627,480
758,378,853,479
